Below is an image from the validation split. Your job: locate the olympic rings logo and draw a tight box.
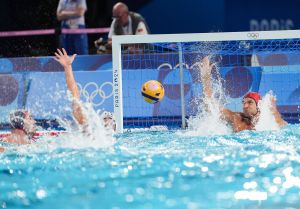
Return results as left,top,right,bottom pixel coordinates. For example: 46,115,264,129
77,82,113,107
247,32,259,39
157,63,189,70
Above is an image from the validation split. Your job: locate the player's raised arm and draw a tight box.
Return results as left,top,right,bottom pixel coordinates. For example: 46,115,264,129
54,48,87,125
198,56,235,123
270,95,287,128
198,56,213,100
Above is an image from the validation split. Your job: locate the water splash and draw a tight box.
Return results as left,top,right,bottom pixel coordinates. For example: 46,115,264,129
255,91,280,131
2,102,116,154
186,100,232,136
185,55,232,136
48,102,115,150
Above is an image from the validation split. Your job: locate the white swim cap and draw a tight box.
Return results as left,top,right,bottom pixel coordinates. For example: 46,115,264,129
101,111,114,120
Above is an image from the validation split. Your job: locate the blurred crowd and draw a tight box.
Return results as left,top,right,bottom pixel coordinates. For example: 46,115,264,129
57,1,150,55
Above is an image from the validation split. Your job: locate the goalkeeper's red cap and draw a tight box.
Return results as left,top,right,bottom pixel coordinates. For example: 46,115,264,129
243,92,261,105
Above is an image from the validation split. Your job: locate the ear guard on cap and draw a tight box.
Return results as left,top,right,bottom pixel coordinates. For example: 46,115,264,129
9,109,27,130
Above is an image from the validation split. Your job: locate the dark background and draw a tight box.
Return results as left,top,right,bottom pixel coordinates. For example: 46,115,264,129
0,0,116,57
0,0,299,57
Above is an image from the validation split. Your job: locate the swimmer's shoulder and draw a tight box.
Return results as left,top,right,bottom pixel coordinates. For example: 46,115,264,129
222,108,242,122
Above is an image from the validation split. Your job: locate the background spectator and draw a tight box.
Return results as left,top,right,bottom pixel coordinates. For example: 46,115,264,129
105,2,150,52
57,0,88,55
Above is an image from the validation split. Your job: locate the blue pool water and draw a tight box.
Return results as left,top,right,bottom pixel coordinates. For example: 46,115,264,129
1,124,300,209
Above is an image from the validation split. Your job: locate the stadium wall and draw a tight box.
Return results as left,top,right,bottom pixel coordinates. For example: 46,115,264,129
139,0,300,34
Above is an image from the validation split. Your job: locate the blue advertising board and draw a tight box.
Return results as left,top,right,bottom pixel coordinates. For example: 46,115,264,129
0,53,299,125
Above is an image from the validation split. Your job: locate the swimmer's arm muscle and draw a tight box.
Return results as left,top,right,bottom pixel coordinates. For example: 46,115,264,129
221,108,235,124
54,48,87,125
199,56,213,100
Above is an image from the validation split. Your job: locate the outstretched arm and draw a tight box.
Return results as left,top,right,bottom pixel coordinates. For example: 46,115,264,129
270,96,287,128
199,56,213,100
198,56,235,122
54,48,87,125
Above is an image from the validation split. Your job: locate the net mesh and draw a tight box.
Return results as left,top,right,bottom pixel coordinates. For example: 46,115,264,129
120,38,300,129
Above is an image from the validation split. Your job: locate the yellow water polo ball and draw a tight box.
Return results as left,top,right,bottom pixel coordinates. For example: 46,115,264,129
141,80,165,104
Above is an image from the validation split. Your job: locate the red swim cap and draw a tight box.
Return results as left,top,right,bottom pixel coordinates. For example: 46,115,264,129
243,92,261,105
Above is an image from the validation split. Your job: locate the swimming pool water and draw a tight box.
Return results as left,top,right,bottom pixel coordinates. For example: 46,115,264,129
1,124,300,209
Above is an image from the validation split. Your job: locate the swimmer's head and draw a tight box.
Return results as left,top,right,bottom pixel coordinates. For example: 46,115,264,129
243,92,261,105
243,92,261,116
101,111,116,132
9,109,37,135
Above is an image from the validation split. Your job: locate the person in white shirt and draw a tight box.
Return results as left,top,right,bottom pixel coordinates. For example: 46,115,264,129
57,0,88,55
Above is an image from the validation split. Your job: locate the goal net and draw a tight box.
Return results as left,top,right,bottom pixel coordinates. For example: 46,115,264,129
112,30,300,133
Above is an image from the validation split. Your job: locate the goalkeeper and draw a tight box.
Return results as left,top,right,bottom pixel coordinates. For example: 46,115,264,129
199,56,287,132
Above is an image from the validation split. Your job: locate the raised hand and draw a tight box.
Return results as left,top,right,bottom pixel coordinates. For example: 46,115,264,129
198,56,213,100
198,56,213,77
269,95,278,113
54,48,76,68
269,95,287,127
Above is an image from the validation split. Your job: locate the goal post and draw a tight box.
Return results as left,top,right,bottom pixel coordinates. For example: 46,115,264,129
112,38,123,133
113,30,300,133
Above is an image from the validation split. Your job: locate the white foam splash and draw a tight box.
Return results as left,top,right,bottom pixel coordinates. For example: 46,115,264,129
185,99,232,136
11,102,116,154
54,103,115,149
255,91,280,131
185,57,232,136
